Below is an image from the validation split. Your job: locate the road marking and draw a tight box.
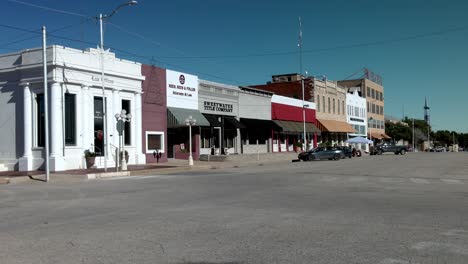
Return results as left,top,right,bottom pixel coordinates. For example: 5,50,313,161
412,241,468,255
441,229,468,237
100,175,168,181
320,176,338,182
348,176,368,182
379,259,419,264
410,178,430,184
441,179,464,184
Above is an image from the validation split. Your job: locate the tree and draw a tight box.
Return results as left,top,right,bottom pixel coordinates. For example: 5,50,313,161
385,121,411,142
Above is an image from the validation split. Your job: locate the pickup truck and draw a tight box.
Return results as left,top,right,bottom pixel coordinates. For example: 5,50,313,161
375,142,407,155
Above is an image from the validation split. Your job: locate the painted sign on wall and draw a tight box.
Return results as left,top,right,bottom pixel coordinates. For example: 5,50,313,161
166,70,198,109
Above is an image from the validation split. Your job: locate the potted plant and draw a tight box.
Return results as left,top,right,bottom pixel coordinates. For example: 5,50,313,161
294,141,302,153
119,150,129,163
84,150,96,169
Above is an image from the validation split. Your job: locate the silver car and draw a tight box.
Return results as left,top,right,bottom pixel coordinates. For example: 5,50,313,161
298,147,345,161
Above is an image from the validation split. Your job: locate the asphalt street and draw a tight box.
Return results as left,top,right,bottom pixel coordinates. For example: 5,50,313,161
0,152,467,264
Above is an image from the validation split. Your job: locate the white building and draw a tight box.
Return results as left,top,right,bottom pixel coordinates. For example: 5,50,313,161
0,45,145,171
346,87,368,151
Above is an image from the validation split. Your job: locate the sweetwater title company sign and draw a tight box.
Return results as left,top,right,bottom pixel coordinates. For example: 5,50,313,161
166,70,198,110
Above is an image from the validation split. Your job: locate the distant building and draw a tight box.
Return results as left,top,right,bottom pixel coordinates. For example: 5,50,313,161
251,74,355,146
346,87,368,151
338,75,389,141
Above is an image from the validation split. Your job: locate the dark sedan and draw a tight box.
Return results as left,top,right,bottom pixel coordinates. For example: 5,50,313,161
298,147,344,161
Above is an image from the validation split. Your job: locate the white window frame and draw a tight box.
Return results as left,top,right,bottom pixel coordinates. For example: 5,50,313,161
146,131,165,153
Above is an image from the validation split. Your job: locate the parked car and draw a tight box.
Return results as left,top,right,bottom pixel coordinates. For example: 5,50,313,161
336,146,353,158
298,147,344,161
374,142,407,155
433,146,446,152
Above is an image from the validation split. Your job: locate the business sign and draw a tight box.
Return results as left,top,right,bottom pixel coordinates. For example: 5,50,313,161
203,101,233,113
166,70,198,109
364,68,383,85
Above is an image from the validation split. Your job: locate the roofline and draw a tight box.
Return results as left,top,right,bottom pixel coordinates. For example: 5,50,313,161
239,86,275,95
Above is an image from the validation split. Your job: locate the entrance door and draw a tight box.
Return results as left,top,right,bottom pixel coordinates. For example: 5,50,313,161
167,128,174,158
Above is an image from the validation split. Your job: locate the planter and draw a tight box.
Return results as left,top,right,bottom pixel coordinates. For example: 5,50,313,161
85,157,95,169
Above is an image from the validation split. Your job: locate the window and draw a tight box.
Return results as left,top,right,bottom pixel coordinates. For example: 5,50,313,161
371,89,375,99
337,100,340,114
146,131,164,153
322,96,325,112
372,104,376,114
342,101,344,116
122,100,131,146
317,96,320,112
36,94,45,147
65,93,76,146
367,87,370,97
355,106,359,117
94,97,106,156
333,99,336,114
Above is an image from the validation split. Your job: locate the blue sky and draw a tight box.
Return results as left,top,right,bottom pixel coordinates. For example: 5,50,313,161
2,0,468,132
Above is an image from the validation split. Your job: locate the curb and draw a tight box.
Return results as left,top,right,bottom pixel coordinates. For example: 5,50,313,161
0,178,10,185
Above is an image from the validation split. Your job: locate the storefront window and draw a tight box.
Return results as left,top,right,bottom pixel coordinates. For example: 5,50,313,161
122,100,131,146
94,97,105,156
65,93,76,146
36,94,45,147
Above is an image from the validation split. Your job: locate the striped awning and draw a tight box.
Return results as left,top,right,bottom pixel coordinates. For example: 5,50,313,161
317,119,356,133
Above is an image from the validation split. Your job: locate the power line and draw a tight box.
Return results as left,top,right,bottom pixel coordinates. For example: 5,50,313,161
6,0,90,18
154,25,468,59
0,23,247,86
0,18,93,48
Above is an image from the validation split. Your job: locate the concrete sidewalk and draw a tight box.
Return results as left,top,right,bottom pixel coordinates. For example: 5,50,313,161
0,152,300,184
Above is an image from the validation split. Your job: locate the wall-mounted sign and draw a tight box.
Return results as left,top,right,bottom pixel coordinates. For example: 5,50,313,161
203,101,233,113
364,68,383,86
166,70,198,109
91,75,114,84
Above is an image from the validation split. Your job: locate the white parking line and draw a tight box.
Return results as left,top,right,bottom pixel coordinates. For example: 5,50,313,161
410,178,430,184
379,258,418,264
441,179,464,184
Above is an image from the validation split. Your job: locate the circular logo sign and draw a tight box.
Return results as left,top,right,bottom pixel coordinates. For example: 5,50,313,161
179,74,185,85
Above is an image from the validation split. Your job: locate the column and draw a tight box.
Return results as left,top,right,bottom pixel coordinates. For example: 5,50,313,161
49,81,65,170
19,83,32,171
81,85,91,149
134,92,145,164
112,88,120,164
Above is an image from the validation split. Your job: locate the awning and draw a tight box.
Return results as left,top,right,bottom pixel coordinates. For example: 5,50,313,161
381,133,392,139
167,107,210,128
202,114,222,127
273,120,320,133
369,132,383,139
224,116,246,129
317,119,356,133
240,118,281,130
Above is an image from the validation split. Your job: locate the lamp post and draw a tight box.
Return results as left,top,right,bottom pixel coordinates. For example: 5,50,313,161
97,0,137,172
185,116,196,166
115,109,132,171
369,117,374,154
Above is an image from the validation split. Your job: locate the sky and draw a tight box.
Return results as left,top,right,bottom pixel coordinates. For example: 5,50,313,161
1,0,468,132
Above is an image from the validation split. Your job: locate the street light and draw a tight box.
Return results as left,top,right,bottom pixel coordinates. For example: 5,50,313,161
185,116,196,166
97,1,137,172
115,109,132,171
368,117,374,154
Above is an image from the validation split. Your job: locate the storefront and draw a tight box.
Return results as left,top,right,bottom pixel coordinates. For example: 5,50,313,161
141,64,168,163
0,46,145,171
198,80,244,155
238,87,278,154
271,95,320,152
165,70,209,160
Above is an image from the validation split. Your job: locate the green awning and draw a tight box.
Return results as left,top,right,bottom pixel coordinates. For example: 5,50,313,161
167,107,210,128
273,120,320,133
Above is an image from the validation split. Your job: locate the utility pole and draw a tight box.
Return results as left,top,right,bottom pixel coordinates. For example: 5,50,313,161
412,118,415,152
42,26,50,182
99,13,108,172
299,17,307,150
